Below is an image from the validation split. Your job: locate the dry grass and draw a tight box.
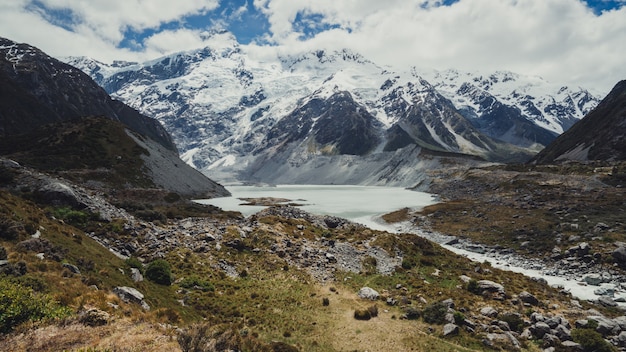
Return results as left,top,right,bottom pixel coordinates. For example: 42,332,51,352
0,318,180,352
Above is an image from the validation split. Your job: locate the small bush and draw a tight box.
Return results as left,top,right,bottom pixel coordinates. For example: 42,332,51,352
401,258,415,270
50,207,95,227
368,304,379,318
467,279,480,294
453,311,466,325
145,259,172,285
0,279,71,333
354,309,371,320
571,328,616,352
500,312,524,332
0,218,25,240
423,301,448,325
322,297,330,306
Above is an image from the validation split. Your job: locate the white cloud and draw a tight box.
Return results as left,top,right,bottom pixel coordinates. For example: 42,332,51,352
0,0,624,93
0,1,219,61
251,0,626,94
33,0,219,43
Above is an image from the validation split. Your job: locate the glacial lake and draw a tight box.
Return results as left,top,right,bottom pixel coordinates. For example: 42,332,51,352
196,184,437,230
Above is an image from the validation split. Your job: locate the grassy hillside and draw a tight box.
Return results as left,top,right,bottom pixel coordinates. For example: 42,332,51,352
0,177,612,351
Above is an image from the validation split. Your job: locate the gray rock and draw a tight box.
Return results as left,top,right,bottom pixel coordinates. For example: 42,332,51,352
594,286,615,296
541,333,560,348
531,322,551,339
130,268,143,282
613,316,626,330
79,308,110,327
598,296,618,307
554,324,572,341
441,298,455,309
583,273,603,286
561,340,583,351
443,323,459,337
613,247,626,264
62,263,81,274
618,331,626,347
485,332,521,351
357,287,379,300
531,312,545,323
574,319,588,328
113,286,150,311
477,280,506,300
519,291,539,306
588,316,620,336
480,306,499,318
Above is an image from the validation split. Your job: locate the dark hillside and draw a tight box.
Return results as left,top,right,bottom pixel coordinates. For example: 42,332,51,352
532,80,626,163
0,37,175,152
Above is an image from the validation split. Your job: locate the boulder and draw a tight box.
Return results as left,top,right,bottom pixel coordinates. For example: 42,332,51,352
519,291,539,306
35,181,83,207
113,286,150,310
443,323,459,337
130,268,143,282
541,333,560,348
530,322,551,339
480,306,499,318
588,316,620,336
613,247,626,265
561,340,583,351
598,296,618,307
554,324,572,341
357,287,380,300
583,274,603,286
484,332,521,351
477,280,506,300
618,331,626,347
62,263,81,274
79,308,110,327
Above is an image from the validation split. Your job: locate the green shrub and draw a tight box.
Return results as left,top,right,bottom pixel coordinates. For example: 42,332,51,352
50,207,96,227
145,259,172,285
467,279,480,294
453,311,466,325
571,328,616,352
401,258,415,270
422,301,448,325
500,312,524,332
0,279,71,333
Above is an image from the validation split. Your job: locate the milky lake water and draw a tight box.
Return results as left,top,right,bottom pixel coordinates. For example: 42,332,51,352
197,185,438,230
197,184,624,304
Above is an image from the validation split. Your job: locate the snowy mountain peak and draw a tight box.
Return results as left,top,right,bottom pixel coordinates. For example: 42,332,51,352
64,41,601,184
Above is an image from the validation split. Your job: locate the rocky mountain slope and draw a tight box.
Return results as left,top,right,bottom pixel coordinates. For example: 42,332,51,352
532,80,626,163
0,37,228,198
65,31,599,184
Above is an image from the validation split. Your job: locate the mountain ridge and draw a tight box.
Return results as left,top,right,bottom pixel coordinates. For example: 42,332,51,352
0,37,228,199
532,80,626,163
64,34,600,184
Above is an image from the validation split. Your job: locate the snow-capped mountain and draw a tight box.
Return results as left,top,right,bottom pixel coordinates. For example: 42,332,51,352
65,31,600,184
422,70,599,149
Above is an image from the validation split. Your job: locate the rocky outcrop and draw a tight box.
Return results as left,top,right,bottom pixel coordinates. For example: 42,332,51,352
113,286,150,311
357,287,380,301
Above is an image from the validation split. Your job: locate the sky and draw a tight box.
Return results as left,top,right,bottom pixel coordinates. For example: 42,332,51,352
0,0,625,94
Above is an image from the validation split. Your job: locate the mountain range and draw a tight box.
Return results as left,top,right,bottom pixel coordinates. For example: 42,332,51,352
65,31,600,185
